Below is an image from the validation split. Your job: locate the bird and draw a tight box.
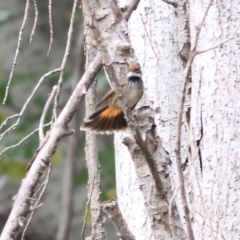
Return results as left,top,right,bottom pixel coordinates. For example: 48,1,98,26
80,63,143,134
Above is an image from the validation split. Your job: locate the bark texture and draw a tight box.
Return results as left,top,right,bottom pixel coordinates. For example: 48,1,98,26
189,0,240,239
115,0,188,239
82,0,106,238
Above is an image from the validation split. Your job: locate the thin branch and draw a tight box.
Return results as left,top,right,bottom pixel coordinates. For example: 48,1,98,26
122,0,141,21
196,23,240,55
0,123,51,157
0,68,61,141
30,0,38,45
39,86,57,142
192,0,213,50
3,0,30,104
85,84,105,239
81,177,95,240
53,0,79,118
20,164,52,240
47,0,54,56
168,187,179,239
56,24,84,240
175,1,214,239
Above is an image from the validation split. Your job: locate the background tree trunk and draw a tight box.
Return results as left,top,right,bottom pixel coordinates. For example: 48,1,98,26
189,0,240,239
115,0,240,239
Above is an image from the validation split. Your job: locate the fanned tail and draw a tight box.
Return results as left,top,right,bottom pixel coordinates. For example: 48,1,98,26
80,105,127,134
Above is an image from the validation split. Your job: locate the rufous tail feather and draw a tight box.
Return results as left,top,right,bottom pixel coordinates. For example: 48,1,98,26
80,105,127,133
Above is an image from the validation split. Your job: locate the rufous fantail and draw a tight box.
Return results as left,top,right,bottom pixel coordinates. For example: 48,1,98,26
80,63,143,134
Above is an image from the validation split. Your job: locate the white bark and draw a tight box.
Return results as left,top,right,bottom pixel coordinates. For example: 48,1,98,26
115,0,187,239
189,0,240,239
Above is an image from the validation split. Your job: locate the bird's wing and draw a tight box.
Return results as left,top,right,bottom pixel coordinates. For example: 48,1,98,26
95,89,115,108
95,82,126,108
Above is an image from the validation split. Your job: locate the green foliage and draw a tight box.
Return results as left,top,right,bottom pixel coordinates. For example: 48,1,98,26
0,159,26,181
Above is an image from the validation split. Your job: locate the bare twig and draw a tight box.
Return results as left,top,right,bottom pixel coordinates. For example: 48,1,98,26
168,187,179,239
175,1,214,239
56,23,84,240
85,83,106,239
3,0,30,104
0,123,51,157
47,0,53,56
53,0,79,118
81,177,95,240
0,68,61,141
196,23,240,55
122,0,141,21
39,86,57,142
30,0,38,45
20,164,52,240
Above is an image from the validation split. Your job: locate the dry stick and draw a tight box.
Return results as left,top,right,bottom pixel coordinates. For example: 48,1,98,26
196,22,240,55
0,123,51,157
81,177,95,240
190,146,215,239
30,0,38,45
0,68,61,141
168,187,180,238
56,23,84,240
3,0,30,104
85,83,105,239
20,164,52,240
47,0,53,56
53,0,79,119
175,1,213,239
134,129,164,191
39,86,57,142
175,53,195,240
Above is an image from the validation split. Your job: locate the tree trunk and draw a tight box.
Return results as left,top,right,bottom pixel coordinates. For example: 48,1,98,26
115,0,187,239
189,0,240,239
115,0,240,239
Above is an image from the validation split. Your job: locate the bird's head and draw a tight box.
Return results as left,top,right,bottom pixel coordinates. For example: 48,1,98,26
127,63,142,80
